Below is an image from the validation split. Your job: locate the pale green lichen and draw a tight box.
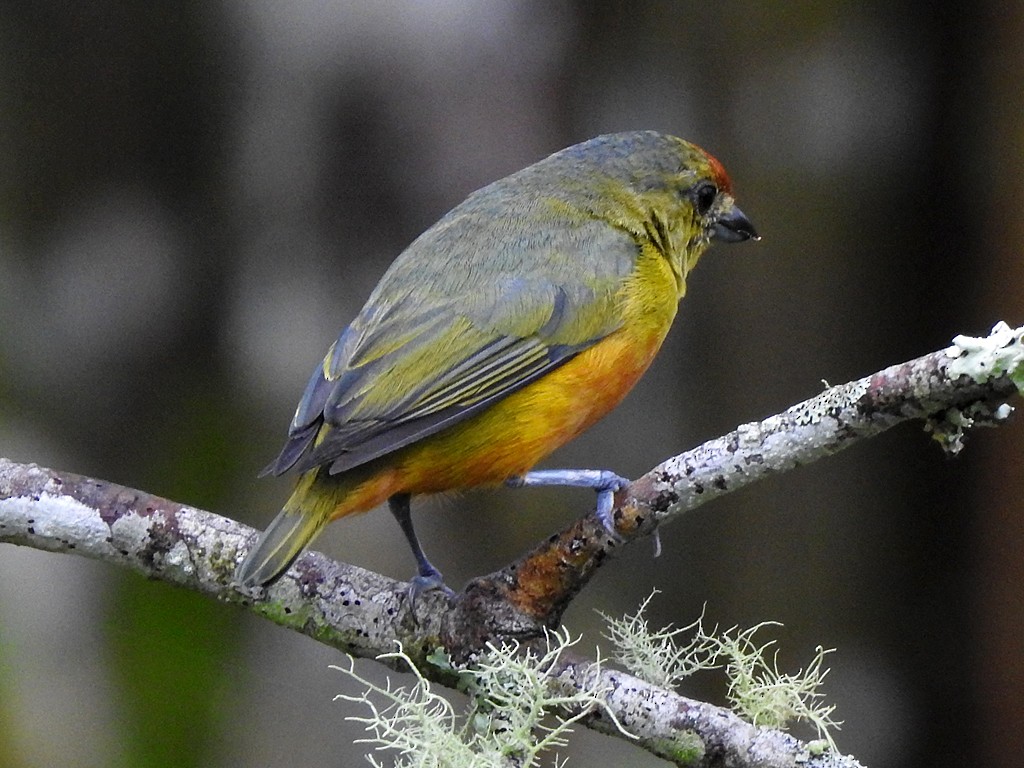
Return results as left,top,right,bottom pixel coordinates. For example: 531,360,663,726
807,738,831,756
649,733,705,764
715,623,840,750
925,322,1024,454
332,628,631,767
598,590,718,688
601,591,841,752
335,650,476,768
947,321,1024,392
925,400,1010,455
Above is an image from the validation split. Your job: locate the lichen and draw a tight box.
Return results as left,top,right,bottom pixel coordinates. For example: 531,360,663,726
649,732,705,765
947,321,1024,391
332,629,632,767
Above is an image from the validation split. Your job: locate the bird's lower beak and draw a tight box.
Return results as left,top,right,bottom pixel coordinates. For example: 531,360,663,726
713,205,759,243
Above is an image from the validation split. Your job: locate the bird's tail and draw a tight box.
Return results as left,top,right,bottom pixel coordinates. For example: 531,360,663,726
235,471,336,588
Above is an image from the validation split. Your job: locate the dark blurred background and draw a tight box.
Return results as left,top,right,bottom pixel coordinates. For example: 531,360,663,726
1,3,1022,766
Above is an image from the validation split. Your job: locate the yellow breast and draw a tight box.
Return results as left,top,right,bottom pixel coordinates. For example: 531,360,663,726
396,242,680,489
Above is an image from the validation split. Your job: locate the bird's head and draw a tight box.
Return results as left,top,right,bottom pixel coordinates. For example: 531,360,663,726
549,131,758,280
621,132,757,259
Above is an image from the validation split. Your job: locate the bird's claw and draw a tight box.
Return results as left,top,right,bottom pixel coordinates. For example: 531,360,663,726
406,568,455,604
594,472,629,537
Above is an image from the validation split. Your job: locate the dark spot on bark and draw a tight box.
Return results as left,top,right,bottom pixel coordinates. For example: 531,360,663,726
713,475,727,491
293,558,325,598
650,489,679,513
693,483,704,494
138,511,182,569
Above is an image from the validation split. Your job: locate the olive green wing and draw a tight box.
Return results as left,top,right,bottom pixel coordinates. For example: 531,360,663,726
263,212,639,478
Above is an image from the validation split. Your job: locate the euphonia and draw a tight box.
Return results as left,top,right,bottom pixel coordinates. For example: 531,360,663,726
236,131,757,591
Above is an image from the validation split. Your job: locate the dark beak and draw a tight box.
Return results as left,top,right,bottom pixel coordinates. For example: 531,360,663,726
712,205,759,243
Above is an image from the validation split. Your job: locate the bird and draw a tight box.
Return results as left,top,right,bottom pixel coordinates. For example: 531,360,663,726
235,130,758,592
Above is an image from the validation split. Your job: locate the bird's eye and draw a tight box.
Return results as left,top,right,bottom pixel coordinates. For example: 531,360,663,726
692,182,718,216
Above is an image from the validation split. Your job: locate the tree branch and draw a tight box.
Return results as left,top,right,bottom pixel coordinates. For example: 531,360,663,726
1,322,1020,767
461,322,1024,635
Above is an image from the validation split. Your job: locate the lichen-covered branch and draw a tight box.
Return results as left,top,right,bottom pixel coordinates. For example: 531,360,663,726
0,322,1020,767
0,460,464,663
626,321,1023,530
464,322,1023,629
549,654,862,768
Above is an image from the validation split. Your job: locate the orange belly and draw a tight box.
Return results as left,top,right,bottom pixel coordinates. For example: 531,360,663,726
325,320,671,521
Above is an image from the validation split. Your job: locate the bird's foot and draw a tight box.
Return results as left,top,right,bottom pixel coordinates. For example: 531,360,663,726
507,468,629,536
407,564,455,603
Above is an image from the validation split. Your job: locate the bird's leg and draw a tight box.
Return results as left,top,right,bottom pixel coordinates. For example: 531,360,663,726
388,493,452,597
506,469,629,534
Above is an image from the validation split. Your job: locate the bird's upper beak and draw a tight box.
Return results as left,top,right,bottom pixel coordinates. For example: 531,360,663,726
712,204,759,243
